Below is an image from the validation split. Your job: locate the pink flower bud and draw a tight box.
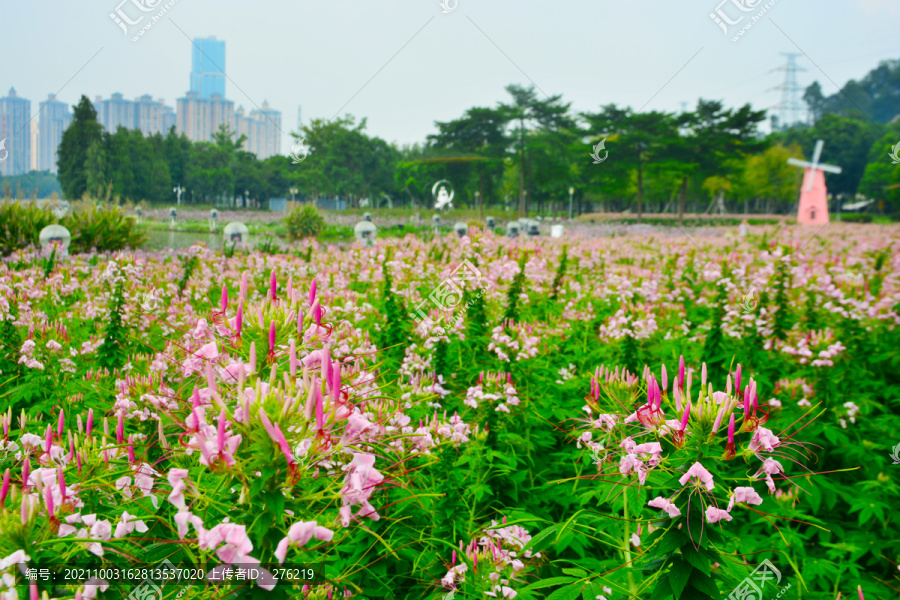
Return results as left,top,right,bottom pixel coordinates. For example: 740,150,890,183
269,321,277,355
86,409,94,438
116,411,125,445
661,365,668,393
309,279,317,307
678,355,685,390
127,435,135,463
236,301,243,336
58,467,66,499
315,386,324,431
332,361,341,403
44,424,52,454
680,400,691,431
58,410,65,437
0,468,10,507
735,364,742,393
728,414,735,445
22,457,30,486
270,270,277,302
217,408,227,454
289,339,298,377
221,283,228,313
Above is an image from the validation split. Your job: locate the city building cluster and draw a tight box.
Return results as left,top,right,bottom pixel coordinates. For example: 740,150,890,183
0,37,283,177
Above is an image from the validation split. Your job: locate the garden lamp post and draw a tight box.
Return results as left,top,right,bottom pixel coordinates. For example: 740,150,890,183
173,185,183,206
290,187,298,207
568,186,575,221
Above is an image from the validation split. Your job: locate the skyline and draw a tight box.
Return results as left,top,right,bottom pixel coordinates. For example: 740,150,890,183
2,0,899,158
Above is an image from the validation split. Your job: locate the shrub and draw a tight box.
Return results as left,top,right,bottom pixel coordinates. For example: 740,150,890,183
0,200,55,256
62,200,146,253
839,212,873,223
284,204,325,240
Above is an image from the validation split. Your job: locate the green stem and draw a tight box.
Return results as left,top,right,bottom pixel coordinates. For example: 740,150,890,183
623,491,637,597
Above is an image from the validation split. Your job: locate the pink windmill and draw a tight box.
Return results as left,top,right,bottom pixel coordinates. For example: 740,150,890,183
787,140,842,226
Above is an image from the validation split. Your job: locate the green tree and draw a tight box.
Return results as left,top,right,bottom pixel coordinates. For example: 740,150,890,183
57,95,104,200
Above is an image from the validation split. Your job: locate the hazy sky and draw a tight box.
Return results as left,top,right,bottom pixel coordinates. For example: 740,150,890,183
2,0,898,155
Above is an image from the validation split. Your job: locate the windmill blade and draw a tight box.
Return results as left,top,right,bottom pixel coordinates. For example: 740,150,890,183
818,165,842,174
787,158,812,168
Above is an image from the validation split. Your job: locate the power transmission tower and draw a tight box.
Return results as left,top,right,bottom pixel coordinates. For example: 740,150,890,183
769,53,806,129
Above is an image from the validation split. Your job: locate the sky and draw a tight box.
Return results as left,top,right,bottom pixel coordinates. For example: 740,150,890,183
2,0,898,156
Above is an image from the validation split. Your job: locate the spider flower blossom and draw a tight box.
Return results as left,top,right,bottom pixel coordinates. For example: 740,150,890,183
678,462,715,491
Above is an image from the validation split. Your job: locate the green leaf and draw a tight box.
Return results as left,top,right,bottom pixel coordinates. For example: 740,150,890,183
686,570,720,596
682,547,710,576
522,525,558,554
562,568,587,578
668,558,693,599
545,584,584,600
522,577,578,591
649,577,673,600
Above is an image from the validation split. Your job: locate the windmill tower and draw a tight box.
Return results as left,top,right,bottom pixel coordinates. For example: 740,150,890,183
769,53,806,130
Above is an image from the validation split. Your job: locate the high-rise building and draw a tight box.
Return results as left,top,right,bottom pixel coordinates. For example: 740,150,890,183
176,92,235,143
0,87,32,177
94,93,136,133
190,37,226,99
236,101,282,159
163,105,176,134
38,94,72,173
30,120,39,172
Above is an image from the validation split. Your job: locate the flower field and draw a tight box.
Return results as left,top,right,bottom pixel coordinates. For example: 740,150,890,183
0,223,898,600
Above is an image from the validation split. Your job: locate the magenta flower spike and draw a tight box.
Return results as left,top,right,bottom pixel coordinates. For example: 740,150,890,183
735,364,742,394
750,380,758,411
287,276,293,300
116,411,124,445
217,408,227,454
30,582,38,600
701,362,707,388
44,424,52,454
858,585,865,600
309,279,317,307
236,301,243,336
0,468,9,507
451,549,457,565
297,310,304,335
270,270,278,302
678,355,685,390
728,414,736,445
680,400,691,431
192,385,201,408
44,485,54,516
712,403,725,435
315,386,325,430
289,339,298,377
332,361,341,403
305,376,318,420
20,493,28,525
221,283,228,312
86,409,94,437
744,386,751,414
127,435,135,463
240,271,248,303
22,457,30,487
58,466,66,499
58,410,65,437
661,365,668,393
269,321,277,355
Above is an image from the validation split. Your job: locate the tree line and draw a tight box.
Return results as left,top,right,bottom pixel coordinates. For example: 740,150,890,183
50,57,900,218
